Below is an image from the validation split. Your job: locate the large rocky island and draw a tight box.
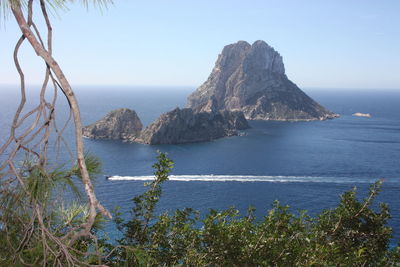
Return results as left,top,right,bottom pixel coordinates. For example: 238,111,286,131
83,40,339,144
187,40,338,121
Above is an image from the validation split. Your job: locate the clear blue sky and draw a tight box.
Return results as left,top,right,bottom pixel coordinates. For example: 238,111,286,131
0,0,399,89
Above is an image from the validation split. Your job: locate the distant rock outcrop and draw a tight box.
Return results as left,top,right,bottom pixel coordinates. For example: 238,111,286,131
82,108,142,140
137,108,249,144
352,112,371,118
187,40,338,121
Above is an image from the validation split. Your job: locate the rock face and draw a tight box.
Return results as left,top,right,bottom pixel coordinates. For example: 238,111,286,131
82,108,142,140
137,108,249,145
187,40,338,121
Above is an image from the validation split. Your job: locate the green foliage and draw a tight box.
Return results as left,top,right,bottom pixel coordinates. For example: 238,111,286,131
113,151,174,265
2,151,399,266
310,181,392,265
71,152,102,179
110,154,400,266
0,154,109,266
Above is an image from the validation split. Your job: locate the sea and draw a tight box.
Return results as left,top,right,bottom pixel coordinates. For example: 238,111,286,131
1,85,399,245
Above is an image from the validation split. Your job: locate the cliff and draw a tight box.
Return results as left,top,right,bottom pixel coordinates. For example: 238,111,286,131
187,40,338,121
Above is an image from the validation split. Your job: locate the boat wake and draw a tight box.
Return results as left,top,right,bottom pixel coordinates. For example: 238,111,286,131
106,175,387,184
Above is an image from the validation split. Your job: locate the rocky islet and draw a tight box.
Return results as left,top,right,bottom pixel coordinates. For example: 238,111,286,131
83,108,249,145
82,108,143,141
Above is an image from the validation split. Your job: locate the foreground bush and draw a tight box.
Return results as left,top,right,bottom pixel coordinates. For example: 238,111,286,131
110,153,400,266
1,153,399,265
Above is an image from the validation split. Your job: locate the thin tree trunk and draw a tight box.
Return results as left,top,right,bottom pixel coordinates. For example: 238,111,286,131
10,1,111,242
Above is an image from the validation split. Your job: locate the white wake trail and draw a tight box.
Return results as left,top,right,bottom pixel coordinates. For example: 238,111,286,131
106,175,383,184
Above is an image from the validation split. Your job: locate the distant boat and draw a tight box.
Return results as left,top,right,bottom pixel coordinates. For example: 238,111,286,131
352,112,371,118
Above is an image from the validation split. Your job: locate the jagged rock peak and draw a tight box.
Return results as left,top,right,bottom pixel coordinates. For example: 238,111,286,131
82,108,142,140
245,40,285,75
187,40,338,121
137,108,249,145
213,40,284,77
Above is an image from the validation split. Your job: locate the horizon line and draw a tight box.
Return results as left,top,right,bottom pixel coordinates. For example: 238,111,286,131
1,83,400,91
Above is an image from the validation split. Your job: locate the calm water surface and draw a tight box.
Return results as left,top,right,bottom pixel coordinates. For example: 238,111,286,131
1,86,399,244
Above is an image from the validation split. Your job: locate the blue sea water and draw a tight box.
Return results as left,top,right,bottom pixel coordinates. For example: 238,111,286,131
1,85,400,244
